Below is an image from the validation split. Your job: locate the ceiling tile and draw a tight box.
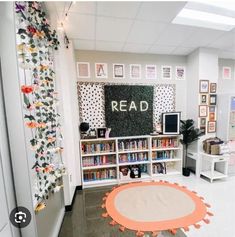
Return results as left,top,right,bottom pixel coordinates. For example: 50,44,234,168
137,2,186,23
155,24,195,46
64,13,95,40
123,43,150,54
96,16,132,42
171,46,196,55
181,28,225,48
70,2,96,15
97,2,141,19
95,41,124,52
73,39,95,50
147,45,176,54
126,20,167,44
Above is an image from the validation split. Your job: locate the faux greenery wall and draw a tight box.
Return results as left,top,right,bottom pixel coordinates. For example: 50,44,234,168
105,85,154,137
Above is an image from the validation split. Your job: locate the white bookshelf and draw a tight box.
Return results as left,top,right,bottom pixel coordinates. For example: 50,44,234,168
80,135,183,188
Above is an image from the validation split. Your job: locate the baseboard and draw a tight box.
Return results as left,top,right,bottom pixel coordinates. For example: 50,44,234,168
76,185,82,191
52,207,65,237
65,185,82,212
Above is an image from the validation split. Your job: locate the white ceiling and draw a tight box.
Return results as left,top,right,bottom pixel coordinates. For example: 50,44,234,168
46,1,235,59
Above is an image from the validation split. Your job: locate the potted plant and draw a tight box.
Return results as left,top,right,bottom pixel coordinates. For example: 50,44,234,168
180,119,203,176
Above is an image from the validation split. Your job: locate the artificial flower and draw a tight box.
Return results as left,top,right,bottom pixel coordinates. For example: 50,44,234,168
54,185,63,193
21,85,34,94
39,64,49,71
35,202,46,212
32,2,39,10
34,101,43,108
28,46,37,53
15,2,25,13
27,25,37,35
44,165,53,173
26,121,37,129
37,123,47,128
47,137,56,143
35,167,41,173
35,30,45,38
17,43,25,51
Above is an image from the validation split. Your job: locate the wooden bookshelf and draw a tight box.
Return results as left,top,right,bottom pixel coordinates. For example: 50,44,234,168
80,135,182,188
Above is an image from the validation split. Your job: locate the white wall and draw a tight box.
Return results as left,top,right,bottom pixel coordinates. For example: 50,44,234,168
186,48,219,153
76,50,187,119
218,58,235,94
0,2,38,237
54,35,82,206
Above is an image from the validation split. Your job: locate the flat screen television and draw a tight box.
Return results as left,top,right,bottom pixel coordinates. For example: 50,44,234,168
162,112,181,135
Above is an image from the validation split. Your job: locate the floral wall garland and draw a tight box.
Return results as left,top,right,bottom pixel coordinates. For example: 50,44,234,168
15,1,65,211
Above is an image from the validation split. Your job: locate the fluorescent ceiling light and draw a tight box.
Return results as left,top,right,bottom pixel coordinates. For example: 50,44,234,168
173,8,235,31
197,1,235,12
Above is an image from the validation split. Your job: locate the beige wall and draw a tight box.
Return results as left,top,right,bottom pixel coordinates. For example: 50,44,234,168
75,50,187,119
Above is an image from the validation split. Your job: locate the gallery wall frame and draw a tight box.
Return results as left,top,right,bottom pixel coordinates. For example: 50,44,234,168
130,64,141,79
77,62,90,78
146,65,157,80
222,66,231,80
175,66,186,80
161,65,172,80
95,63,108,79
113,63,125,79
199,80,209,93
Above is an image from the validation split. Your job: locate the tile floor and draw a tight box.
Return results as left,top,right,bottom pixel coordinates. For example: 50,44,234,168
59,174,235,237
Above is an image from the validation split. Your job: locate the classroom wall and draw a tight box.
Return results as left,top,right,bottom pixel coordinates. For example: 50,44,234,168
75,50,187,119
218,58,235,94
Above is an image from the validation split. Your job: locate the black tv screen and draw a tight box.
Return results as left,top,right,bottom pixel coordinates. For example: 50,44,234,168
162,112,181,134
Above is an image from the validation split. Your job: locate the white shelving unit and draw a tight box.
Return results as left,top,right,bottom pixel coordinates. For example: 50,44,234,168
80,135,183,188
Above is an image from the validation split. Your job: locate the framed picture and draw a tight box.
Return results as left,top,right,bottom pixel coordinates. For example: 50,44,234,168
200,126,206,135
130,64,141,79
200,118,206,127
77,62,90,78
146,65,157,79
208,121,216,133
209,94,217,105
222,66,231,79
209,106,216,113
175,66,185,80
199,80,209,93
209,112,215,121
200,94,208,104
210,83,217,93
199,105,207,117
97,128,106,138
161,66,172,80
113,64,125,79
95,63,108,78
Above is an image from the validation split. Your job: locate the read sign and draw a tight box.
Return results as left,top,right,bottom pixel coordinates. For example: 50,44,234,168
104,85,153,137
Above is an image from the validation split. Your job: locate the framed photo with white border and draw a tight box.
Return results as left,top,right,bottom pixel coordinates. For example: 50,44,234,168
113,64,125,79
95,63,108,78
222,66,231,80
77,62,90,78
130,64,141,79
161,65,172,80
175,66,186,80
145,65,157,79
208,121,216,133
